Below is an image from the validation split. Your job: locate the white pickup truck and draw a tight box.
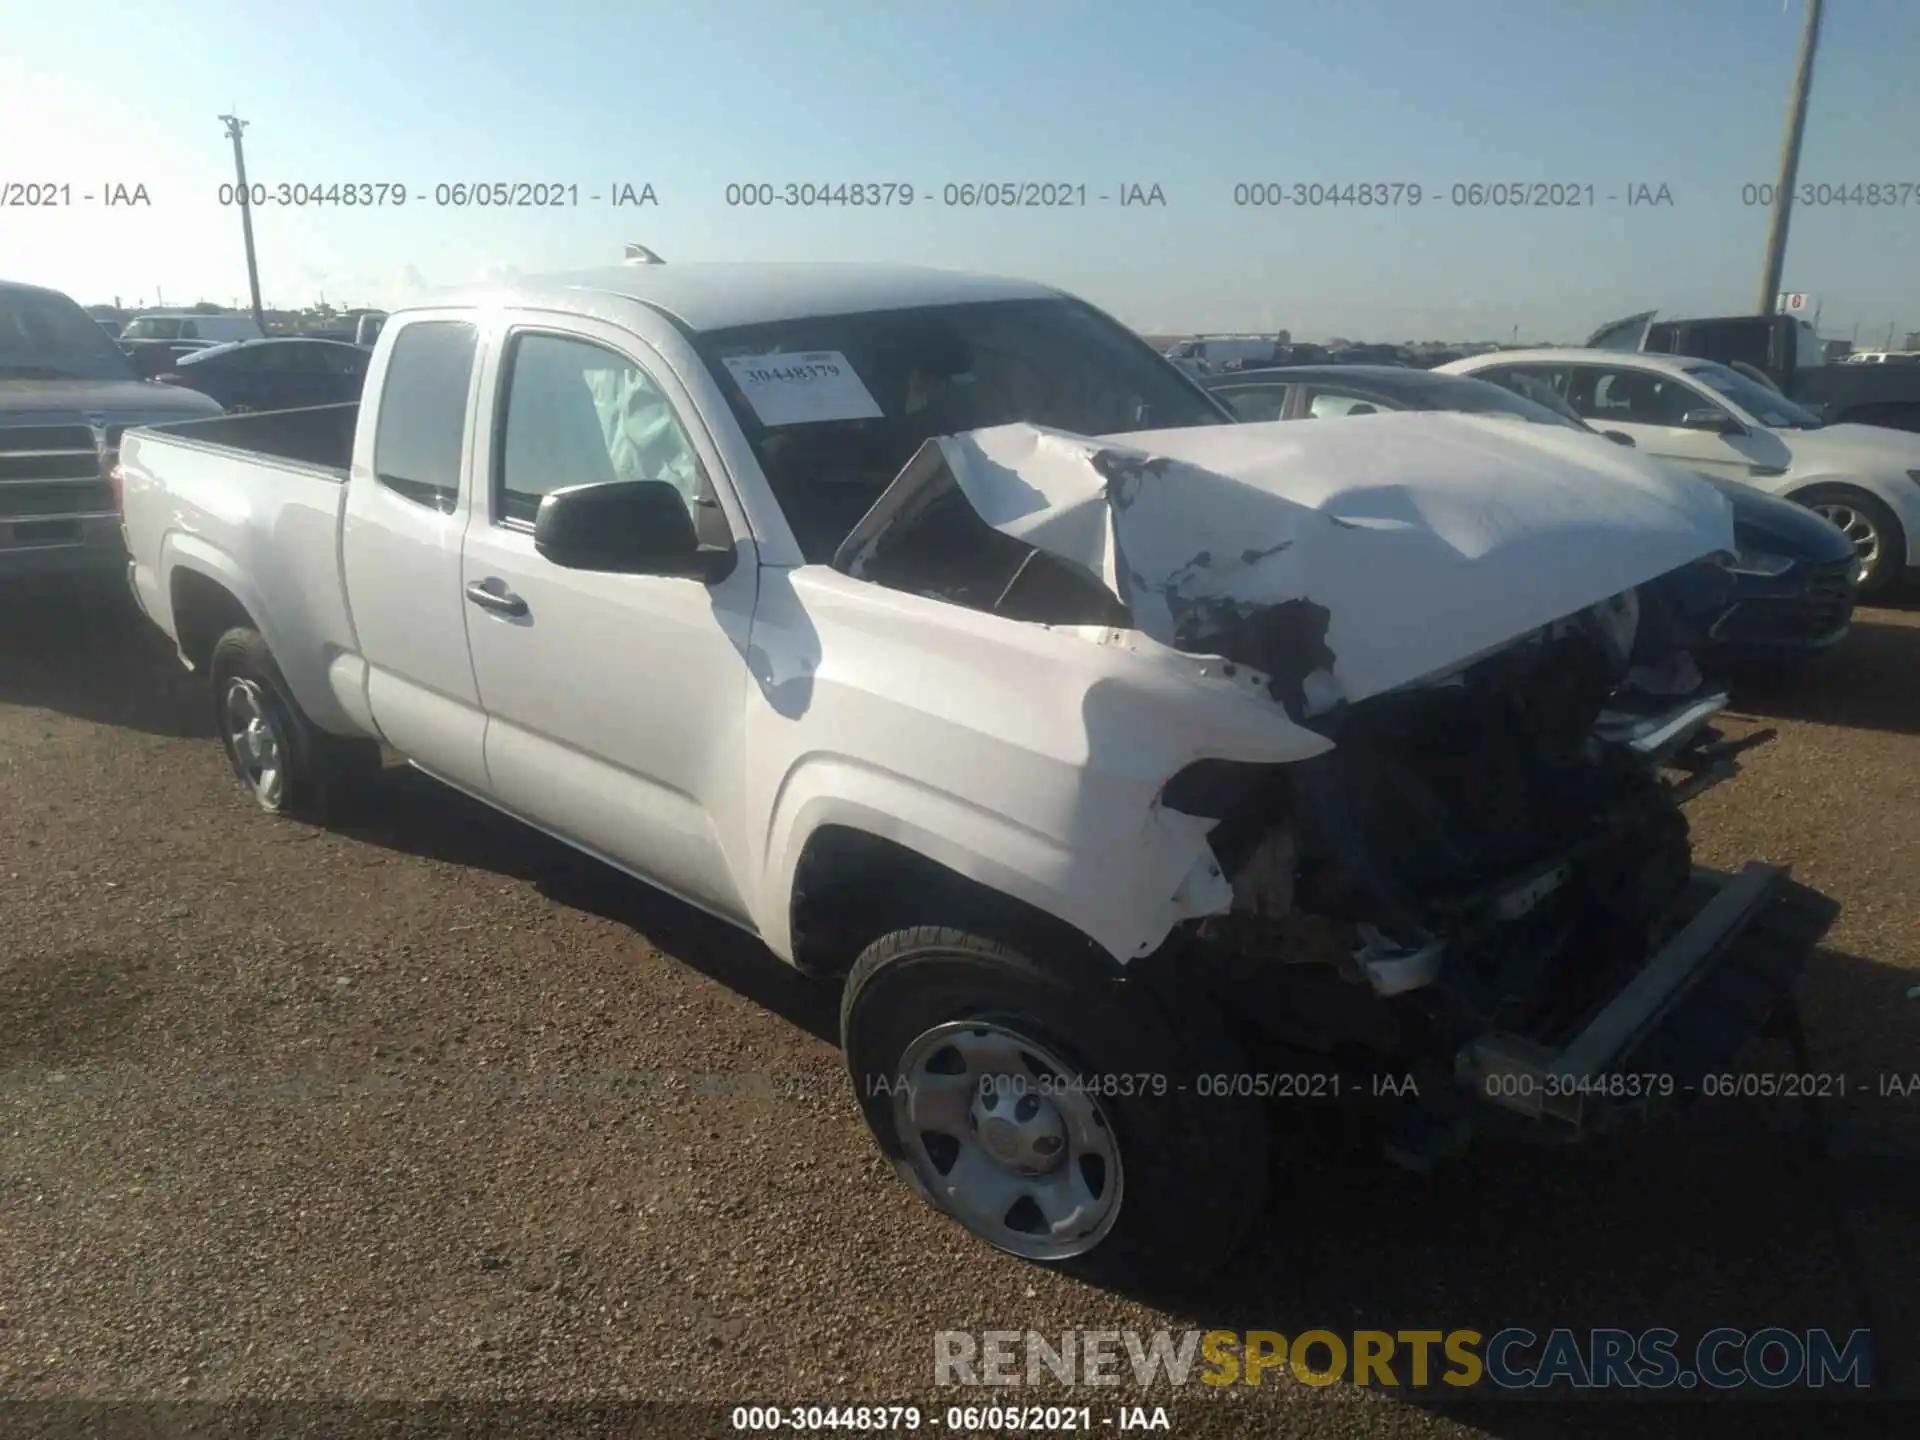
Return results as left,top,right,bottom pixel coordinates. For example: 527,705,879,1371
117,262,1837,1285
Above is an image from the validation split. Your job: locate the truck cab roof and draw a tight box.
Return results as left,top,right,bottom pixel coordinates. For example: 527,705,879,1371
418,262,1064,334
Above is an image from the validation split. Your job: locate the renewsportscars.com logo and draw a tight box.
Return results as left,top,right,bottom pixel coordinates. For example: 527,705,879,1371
934,1327,1875,1392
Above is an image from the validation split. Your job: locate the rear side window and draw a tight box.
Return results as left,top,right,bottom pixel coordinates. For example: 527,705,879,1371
373,320,478,512
1217,384,1288,422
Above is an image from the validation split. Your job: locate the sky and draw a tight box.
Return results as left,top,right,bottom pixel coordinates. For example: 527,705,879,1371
1,0,1916,342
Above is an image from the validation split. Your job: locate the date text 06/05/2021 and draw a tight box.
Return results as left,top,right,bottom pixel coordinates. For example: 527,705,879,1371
729,1404,1175,1432
209,181,659,208
1229,181,1676,208
722,183,1167,208
864,1068,1920,1104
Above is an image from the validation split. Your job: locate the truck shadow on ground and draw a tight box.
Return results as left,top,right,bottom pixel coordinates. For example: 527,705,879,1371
0,582,213,739
1720,611,1920,738
327,763,844,1046
1155,940,1918,1414
327,765,1917,1414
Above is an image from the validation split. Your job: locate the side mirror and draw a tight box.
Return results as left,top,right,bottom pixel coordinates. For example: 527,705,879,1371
533,480,733,580
1680,409,1741,435
1601,429,1636,447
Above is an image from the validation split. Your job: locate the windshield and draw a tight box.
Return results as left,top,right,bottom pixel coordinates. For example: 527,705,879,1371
695,297,1228,560
1409,373,1588,429
0,287,140,381
122,317,187,341
1684,363,1824,429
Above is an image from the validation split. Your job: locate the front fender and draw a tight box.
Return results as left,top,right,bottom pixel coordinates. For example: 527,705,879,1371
759,756,1233,966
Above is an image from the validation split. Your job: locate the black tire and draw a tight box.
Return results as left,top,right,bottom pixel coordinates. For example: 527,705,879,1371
841,924,1267,1291
208,626,379,820
1791,485,1906,599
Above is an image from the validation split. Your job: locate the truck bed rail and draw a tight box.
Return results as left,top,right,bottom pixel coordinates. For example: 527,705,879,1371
135,403,358,479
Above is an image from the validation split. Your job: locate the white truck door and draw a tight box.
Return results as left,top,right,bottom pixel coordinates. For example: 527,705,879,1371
459,314,760,924
339,313,491,794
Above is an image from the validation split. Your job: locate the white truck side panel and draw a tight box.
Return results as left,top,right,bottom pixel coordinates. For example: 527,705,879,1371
119,431,367,737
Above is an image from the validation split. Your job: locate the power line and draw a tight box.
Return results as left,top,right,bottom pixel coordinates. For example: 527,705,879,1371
219,113,267,331
1756,0,1825,315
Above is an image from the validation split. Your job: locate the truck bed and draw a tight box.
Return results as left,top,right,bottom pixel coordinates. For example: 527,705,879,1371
138,403,360,479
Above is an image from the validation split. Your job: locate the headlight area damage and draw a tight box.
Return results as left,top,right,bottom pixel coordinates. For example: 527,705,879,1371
834,414,1839,1165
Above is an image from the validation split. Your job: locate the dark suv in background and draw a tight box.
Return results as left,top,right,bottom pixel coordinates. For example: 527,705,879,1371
0,280,224,586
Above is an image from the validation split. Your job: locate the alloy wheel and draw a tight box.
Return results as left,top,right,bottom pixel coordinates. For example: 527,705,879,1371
222,677,288,809
1808,501,1881,586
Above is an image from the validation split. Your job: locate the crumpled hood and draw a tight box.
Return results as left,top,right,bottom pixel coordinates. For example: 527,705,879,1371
838,411,1736,711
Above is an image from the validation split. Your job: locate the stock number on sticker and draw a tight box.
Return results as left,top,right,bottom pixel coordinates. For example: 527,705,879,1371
731,1405,923,1431
1235,181,1424,207
734,361,844,384
980,1073,1169,1099
726,182,916,207
219,182,408,207
1484,1072,1675,1099
1743,181,1918,207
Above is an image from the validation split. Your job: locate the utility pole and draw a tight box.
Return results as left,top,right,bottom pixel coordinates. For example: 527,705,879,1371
219,114,267,332
1756,0,1825,315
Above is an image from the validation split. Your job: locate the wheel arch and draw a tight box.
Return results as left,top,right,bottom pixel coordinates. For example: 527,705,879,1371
786,822,1125,985
161,535,368,736
168,563,262,674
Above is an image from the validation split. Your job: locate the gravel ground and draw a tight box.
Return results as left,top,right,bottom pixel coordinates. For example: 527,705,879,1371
1,586,1915,1438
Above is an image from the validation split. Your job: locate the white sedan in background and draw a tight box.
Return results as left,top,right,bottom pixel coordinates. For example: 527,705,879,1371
1440,348,1920,597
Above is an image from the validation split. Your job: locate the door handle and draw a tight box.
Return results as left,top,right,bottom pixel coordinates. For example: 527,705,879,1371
465,580,529,618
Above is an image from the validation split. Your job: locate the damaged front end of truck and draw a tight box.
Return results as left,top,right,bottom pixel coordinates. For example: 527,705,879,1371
834,412,1839,1165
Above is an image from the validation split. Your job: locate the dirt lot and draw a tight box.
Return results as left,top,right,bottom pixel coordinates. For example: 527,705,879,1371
1,587,1915,1436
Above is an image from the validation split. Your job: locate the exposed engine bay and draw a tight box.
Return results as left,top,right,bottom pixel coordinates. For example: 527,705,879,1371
1162,599,1728,1043
832,415,1833,1156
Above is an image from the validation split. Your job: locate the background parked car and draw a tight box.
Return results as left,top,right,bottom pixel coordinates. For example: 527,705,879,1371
1204,364,1859,658
1584,309,1920,434
0,278,224,585
119,312,265,379
157,337,373,412
1441,348,1920,597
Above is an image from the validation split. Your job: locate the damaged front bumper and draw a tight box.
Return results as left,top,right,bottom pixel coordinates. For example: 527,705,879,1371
1457,863,1838,1135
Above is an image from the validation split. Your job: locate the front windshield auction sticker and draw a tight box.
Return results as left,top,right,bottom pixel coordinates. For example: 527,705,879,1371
722,350,883,427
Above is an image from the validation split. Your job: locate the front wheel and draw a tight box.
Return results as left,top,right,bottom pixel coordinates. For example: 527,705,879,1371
841,925,1268,1289
1794,485,1906,599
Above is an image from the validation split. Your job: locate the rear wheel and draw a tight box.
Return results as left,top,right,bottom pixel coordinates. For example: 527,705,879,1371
841,924,1268,1289
209,627,378,820
1794,485,1905,599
